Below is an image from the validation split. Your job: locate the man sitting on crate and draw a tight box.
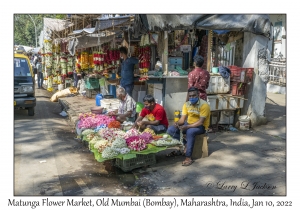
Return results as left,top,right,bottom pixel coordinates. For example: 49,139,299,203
108,87,136,123
134,95,169,134
166,87,210,166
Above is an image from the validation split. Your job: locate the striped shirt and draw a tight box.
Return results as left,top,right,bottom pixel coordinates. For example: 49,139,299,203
118,94,136,118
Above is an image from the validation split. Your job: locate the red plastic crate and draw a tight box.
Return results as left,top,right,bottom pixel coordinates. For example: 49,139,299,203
231,82,246,95
228,66,254,83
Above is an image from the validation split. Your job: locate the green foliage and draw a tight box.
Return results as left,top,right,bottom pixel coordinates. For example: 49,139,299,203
14,14,65,46
93,144,167,163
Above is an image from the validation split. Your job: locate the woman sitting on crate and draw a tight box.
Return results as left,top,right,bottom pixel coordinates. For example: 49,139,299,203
133,94,169,134
107,87,137,123
166,87,210,166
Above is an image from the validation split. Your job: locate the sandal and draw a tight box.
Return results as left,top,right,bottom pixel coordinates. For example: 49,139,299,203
166,150,183,157
182,159,194,166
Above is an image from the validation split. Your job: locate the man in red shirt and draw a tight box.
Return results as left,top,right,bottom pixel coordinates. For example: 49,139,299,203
187,55,210,101
134,95,169,134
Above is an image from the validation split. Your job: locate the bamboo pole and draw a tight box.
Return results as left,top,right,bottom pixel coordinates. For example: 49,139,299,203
163,31,168,75
207,30,213,72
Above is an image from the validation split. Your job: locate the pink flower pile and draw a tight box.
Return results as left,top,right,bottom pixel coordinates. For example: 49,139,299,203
77,113,116,129
98,128,125,141
125,136,147,151
139,132,153,144
124,128,140,139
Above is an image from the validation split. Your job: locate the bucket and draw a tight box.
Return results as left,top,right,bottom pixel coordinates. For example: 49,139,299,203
108,84,116,98
239,115,250,130
95,94,103,106
58,84,64,91
136,102,144,113
212,67,219,73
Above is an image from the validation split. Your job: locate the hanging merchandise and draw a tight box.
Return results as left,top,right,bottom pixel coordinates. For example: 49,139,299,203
44,40,53,53
138,34,151,76
60,54,68,77
81,52,89,70
44,53,53,70
57,75,62,84
76,53,81,73
89,53,94,70
53,75,58,84
47,76,53,92
67,55,74,76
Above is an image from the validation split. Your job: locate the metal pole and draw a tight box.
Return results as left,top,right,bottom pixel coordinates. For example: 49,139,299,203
28,14,37,48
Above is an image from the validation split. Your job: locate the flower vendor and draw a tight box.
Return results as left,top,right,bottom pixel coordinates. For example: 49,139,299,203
119,46,139,97
134,94,168,134
108,86,136,123
166,87,210,166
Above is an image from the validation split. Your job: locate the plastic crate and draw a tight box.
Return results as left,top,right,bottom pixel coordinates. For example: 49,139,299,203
230,82,246,95
85,78,100,89
115,153,156,172
206,74,230,94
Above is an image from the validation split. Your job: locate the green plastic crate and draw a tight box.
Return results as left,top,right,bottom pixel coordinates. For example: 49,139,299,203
85,78,100,89
115,153,156,172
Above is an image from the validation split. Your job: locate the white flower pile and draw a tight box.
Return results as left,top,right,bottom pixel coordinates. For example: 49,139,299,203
114,148,130,154
111,138,127,149
82,129,95,136
102,147,119,159
94,139,110,152
98,128,125,142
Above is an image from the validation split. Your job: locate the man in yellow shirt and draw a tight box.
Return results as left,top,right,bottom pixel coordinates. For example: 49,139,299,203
167,86,210,166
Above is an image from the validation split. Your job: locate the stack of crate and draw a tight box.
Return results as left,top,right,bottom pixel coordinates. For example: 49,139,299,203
228,66,254,95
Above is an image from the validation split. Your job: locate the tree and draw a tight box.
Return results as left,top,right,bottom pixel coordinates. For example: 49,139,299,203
14,14,64,47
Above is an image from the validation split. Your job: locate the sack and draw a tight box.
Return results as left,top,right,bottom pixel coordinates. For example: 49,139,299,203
50,88,71,102
33,67,37,74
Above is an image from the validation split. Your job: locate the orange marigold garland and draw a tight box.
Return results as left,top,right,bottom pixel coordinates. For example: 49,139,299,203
108,120,121,129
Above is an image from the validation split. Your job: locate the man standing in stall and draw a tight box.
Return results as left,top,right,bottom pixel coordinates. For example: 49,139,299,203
119,46,139,97
186,54,210,101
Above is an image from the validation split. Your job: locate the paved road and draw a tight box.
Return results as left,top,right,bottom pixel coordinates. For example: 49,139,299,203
14,88,136,196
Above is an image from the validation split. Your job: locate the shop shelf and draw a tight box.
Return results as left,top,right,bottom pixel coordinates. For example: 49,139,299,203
115,153,156,172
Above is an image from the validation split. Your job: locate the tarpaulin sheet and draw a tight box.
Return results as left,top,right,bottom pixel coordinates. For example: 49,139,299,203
43,18,74,32
70,15,132,35
133,14,272,38
69,31,123,50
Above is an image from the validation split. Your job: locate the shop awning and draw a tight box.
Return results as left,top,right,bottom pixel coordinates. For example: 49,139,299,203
43,18,74,32
69,15,133,36
133,14,272,38
67,30,123,55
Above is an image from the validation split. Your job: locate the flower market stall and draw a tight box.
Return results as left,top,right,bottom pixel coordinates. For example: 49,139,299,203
76,111,182,172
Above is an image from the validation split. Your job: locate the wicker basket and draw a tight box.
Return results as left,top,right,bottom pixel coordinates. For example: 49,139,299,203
115,153,156,172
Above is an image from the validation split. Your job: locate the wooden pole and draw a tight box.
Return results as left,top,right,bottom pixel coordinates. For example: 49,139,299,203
163,31,168,75
207,30,213,72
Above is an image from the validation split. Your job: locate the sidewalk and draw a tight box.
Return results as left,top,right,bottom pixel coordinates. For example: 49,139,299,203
57,92,286,196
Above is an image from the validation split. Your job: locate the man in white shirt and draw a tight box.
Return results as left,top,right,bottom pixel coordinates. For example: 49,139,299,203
109,87,136,123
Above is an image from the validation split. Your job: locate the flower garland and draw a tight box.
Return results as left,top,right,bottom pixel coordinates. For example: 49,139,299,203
47,76,53,92
108,120,121,129
125,136,147,151
77,114,116,129
139,132,153,144
124,128,140,140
